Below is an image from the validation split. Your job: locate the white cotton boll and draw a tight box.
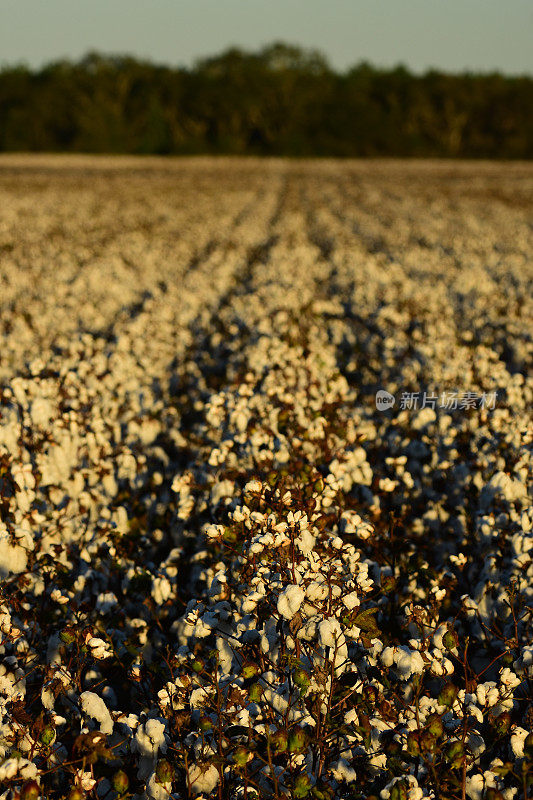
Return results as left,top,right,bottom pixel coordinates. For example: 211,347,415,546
0,759,20,780
521,511,532,532
515,647,533,676
147,772,171,800
440,657,454,676
205,524,224,541
331,758,357,782
476,684,487,706
380,647,395,668
295,528,316,555
380,776,422,800
344,708,359,725
152,577,172,605
465,774,485,800
0,757,38,781
510,727,528,758
0,607,11,636
394,647,425,680
379,478,398,492
41,685,56,711
486,686,500,706
500,668,520,690
216,635,234,674
96,593,118,613
133,718,167,777
318,618,344,649
51,588,69,604
86,637,113,660
306,581,329,601
187,763,220,795
277,584,305,620
342,592,360,610
80,691,113,734
432,586,446,601
30,396,54,427
240,591,262,614
80,772,96,791
244,479,262,493
0,533,27,577
192,618,212,639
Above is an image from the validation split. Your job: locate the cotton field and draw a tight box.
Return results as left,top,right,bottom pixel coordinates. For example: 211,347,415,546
0,155,531,800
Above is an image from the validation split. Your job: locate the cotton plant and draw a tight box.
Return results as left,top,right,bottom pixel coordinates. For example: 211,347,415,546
0,161,531,800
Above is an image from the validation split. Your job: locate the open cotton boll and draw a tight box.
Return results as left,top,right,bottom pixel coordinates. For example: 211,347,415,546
295,528,316,554
331,758,357,782
147,772,171,800
464,774,485,800
0,532,28,577
510,727,528,758
277,584,305,619
30,396,54,427
134,719,167,757
96,592,118,613
318,618,349,672
0,757,38,781
86,637,113,660
187,763,220,796
393,647,425,680
480,471,529,508
306,580,329,601
342,592,360,610
80,691,113,734
380,647,395,668
133,719,168,780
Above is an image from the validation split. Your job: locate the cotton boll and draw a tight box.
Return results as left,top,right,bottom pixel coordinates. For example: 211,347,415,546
500,668,520,690
306,581,329,602
30,396,54,427
80,772,97,791
342,592,360,610
465,774,485,800
380,647,395,668
146,772,171,800
0,757,38,781
277,584,305,620
331,758,357,782
86,637,113,660
96,592,118,613
187,763,220,796
295,528,316,555
80,691,113,734
394,647,425,680
510,727,528,758
0,533,28,577
152,577,172,605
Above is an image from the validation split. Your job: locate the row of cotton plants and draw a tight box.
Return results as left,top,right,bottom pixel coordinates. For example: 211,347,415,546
0,158,531,800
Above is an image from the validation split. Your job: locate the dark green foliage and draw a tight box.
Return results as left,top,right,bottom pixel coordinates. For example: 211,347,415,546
1,44,532,157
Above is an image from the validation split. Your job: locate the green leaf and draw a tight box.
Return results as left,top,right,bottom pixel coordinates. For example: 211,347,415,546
354,608,380,632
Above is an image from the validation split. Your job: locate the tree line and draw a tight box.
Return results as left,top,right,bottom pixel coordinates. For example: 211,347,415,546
1,43,532,157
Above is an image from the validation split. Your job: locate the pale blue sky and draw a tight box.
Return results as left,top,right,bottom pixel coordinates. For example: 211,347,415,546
1,0,532,75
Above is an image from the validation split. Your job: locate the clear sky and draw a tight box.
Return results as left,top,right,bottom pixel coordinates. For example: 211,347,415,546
1,0,532,75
